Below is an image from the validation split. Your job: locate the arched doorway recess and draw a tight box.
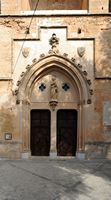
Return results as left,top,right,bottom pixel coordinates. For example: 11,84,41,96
16,54,92,158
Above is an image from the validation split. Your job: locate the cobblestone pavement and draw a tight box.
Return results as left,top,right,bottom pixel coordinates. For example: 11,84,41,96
0,158,111,200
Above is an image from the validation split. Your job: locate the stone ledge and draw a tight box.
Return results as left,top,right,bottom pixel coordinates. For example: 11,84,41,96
0,78,12,81
20,10,88,15
85,141,111,145
1,13,111,18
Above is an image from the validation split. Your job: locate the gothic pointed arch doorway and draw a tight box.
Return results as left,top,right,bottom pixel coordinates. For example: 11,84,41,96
16,54,92,158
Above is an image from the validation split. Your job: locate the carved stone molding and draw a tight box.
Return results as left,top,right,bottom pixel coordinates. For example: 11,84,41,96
16,80,21,86
32,58,37,63
87,79,92,85
63,53,68,58
16,99,20,104
16,52,93,105
14,89,19,95
87,99,92,104
26,64,31,70
89,89,93,95
71,57,76,63
83,71,88,76
49,100,58,111
20,72,25,77
39,54,45,59
22,99,30,105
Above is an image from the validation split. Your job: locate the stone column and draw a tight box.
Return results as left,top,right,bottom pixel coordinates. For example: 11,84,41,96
77,104,82,151
76,103,86,160
21,100,31,159
50,110,57,158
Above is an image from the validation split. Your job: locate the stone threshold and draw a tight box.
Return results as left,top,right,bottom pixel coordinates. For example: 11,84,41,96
28,156,77,162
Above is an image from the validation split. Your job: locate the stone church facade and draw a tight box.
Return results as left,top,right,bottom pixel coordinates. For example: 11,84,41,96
0,0,111,159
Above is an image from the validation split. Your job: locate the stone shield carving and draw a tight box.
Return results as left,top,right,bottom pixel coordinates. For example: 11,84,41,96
77,47,85,57
22,47,29,58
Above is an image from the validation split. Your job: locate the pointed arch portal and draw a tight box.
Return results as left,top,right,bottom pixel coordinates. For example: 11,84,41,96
16,54,92,158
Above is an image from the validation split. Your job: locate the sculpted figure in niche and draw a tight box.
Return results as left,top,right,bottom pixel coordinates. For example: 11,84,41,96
49,33,59,54
50,77,58,101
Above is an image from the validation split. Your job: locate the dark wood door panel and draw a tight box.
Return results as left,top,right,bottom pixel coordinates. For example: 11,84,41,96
57,110,77,156
31,110,50,156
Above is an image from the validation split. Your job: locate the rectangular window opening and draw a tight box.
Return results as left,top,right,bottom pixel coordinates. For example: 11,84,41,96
109,0,111,12
21,0,88,14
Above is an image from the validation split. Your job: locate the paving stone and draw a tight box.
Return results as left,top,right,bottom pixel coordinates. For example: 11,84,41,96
0,159,111,200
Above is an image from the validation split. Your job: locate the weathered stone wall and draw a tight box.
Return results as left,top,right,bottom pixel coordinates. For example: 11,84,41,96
1,0,20,14
89,0,109,13
0,14,111,159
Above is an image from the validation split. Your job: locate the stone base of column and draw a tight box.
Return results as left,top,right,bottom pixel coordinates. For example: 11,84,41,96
21,152,31,159
76,151,85,160
50,152,57,159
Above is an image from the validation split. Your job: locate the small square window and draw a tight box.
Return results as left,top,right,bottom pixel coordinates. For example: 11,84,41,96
5,133,12,140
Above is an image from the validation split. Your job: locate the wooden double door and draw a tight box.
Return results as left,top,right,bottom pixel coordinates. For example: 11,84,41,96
31,109,77,156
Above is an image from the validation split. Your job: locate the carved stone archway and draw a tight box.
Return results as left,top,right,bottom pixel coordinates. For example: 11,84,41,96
15,54,92,158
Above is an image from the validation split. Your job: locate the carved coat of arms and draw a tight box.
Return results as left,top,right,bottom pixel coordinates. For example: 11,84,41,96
22,47,30,58
77,47,85,57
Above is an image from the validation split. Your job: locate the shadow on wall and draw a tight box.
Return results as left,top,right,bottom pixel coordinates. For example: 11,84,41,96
0,94,22,159
96,18,111,78
0,90,16,140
